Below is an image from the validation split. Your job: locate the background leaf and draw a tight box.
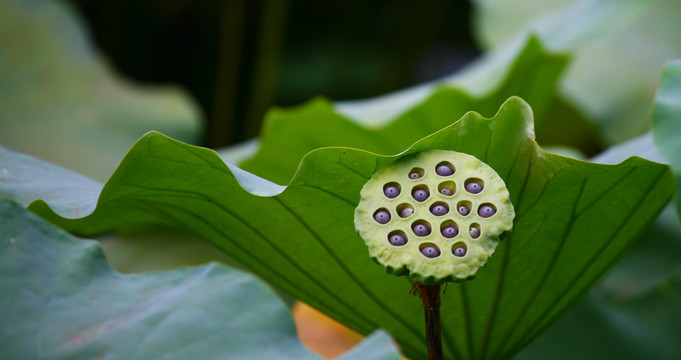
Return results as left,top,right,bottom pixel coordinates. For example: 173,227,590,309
2,97,672,359
516,275,681,360
0,199,400,360
0,0,202,181
240,36,601,185
472,0,681,144
652,59,681,220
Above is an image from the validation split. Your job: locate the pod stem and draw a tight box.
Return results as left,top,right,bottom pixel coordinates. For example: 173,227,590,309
412,282,443,360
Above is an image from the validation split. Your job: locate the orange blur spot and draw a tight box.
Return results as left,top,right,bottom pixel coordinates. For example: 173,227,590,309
292,301,364,359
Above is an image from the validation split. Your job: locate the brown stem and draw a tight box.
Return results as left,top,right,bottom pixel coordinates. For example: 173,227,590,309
414,282,443,360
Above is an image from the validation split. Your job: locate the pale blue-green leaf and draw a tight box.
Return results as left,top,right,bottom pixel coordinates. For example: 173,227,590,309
0,199,400,360
336,330,400,360
592,132,666,166
0,146,239,274
0,199,313,360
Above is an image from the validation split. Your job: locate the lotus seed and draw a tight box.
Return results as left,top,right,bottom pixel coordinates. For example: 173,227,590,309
436,165,454,176
440,188,452,196
421,246,440,258
458,205,470,216
374,210,391,224
399,207,414,218
430,204,448,216
441,226,458,238
453,246,467,257
384,185,400,198
389,233,407,246
412,223,430,236
412,189,429,202
409,172,421,179
470,227,480,238
478,205,496,218
465,182,483,194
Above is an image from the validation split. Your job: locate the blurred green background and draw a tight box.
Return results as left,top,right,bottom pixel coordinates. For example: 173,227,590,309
71,0,479,147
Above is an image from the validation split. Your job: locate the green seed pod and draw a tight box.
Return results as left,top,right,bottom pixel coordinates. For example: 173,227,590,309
354,150,515,285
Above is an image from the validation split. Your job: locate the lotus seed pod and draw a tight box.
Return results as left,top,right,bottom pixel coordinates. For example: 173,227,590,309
354,149,515,284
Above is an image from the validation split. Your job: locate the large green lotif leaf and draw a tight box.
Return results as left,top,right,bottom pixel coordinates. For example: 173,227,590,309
516,205,681,360
472,0,681,144
0,0,202,181
0,199,400,360
2,97,672,359
515,134,681,359
591,132,681,297
652,59,681,220
240,36,600,185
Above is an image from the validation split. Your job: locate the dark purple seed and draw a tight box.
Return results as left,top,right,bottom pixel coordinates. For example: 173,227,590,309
399,207,414,218
466,182,483,194
384,186,400,198
436,165,454,176
440,188,452,196
413,224,430,236
478,205,496,218
389,234,407,246
409,172,421,179
470,227,480,238
412,189,429,202
421,246,440,258
441,226,458,238
430,204,448,216
374,210,390,224
453,246,467,257
458,206,470,216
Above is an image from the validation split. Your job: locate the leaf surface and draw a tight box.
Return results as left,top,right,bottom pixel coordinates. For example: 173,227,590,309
2,97,673,359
